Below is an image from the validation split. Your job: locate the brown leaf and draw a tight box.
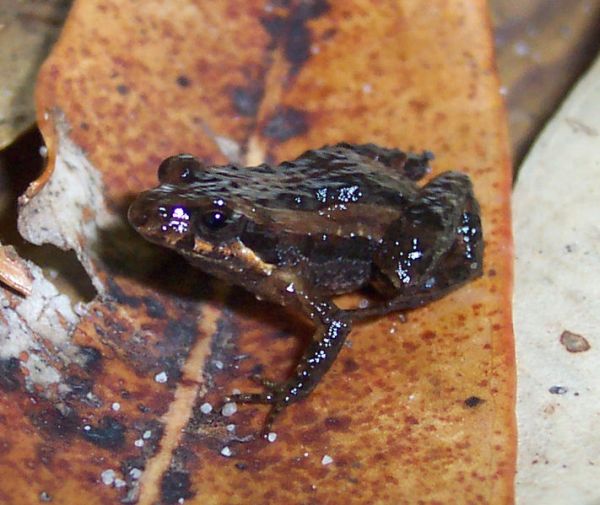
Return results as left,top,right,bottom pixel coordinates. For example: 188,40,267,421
0,244,33,296
1,1,515,504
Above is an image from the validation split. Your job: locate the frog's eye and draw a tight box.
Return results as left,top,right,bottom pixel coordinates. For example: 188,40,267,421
200,209,230,231
158,154,203,184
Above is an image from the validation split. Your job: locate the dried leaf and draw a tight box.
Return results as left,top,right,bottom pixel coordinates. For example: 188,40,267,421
0,0,71,149
0,244,33,296
491,0,600,164
514,54,600,503
1,1,514,504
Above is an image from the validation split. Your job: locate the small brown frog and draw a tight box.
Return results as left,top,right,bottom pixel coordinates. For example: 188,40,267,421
128,143,483,431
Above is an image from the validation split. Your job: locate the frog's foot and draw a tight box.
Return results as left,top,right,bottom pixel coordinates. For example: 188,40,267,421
225,307,353,436
250,373,278,390
226,383,288,436
225,392,275,404
224,373,280,404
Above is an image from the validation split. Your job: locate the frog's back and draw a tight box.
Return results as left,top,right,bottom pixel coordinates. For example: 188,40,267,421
189,143,431,213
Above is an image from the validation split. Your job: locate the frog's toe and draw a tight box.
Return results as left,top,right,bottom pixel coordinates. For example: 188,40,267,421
226,391,277,405
250,373,278,389
225,381,292,434
226,373,281,404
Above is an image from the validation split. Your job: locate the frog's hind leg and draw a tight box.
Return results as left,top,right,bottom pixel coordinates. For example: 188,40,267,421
352,171,483,321
347,283,465,322
226,302,353,435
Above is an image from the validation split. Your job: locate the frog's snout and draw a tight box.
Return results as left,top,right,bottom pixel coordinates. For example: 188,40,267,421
128,197,150,229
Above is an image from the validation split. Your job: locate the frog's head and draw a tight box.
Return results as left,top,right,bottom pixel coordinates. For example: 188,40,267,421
128,154,247,261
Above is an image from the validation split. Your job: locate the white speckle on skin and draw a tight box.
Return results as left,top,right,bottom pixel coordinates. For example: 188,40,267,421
111,402,120,411
221,446,232,457
304,452,309,457
362,83,373,94
143,430,152,439
311,44,320,54
267,432,277,443
200,402,213,414
83,425,91,432
101,469,116,486
134,438,144,448
154,371,168,383
178,498,185,505
114,479,126,488
358,298,369,309
222,402,237,417
321,455,333,465
231,388,241,395
226,424,236,432
213,360,224,370
286,283,295,293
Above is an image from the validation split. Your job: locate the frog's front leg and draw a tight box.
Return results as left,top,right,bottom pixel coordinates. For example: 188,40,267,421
227,299,352,432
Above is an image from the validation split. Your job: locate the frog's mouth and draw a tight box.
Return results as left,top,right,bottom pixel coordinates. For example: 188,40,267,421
159,234,273,279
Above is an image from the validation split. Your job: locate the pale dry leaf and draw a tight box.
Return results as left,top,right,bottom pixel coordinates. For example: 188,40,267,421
514,52,600,503
0,250,84,387
18,114,118,293
0,0,71,148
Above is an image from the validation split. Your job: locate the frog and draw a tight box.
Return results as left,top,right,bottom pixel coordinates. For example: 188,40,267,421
128,142,483,432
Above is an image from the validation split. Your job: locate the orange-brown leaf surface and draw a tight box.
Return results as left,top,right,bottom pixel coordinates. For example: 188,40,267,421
0,1,515,504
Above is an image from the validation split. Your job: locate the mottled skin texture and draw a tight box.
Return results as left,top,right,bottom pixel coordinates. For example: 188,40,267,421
128,143,483,431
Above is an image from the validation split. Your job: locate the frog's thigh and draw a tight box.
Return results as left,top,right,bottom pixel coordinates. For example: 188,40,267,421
375,172,478,279
347,287,444,321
